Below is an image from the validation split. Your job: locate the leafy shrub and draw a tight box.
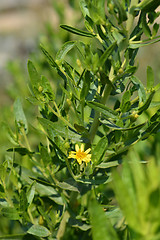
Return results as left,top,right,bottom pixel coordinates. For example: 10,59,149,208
1,0,160,239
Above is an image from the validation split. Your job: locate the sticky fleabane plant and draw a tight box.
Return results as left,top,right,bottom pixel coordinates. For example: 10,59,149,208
1,0,160,239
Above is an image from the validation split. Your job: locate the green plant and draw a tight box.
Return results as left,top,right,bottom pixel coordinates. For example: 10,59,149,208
1,0,160,239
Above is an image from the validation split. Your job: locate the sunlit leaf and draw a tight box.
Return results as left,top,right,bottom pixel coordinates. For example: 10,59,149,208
27,225,51,237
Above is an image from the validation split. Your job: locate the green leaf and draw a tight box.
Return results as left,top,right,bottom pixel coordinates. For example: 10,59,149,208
69,217,91,231
142,13,151,38
19,189,28,214
147,66,154,90
56,41,76,63
89,200,119,240
40,45,58,68
7,147,34,156
135,0,160,12
38,117,80,141
28,60,41,98
138,90,155,114
28,60,55,102
100,119,146,131
2,122,19,145
120,90,131,113
85,0,106,24
99,42,117,67
60,24,95,37
150,101,160,108
27,181,36,205
77,175,112,185
152,23,159,37
97,161,119,169
57,180,79,192
131,76,146,102
40,75,55,101
79,0,90,17
40,44,67,81
27,225,51,237
112,0,127,24
129,37,160,49
1,207,20,220
13,97,28,133
87,101,118,119
92,136,108,166
26,96,44,106
80,70,92,100
56,211,70,240
112,169,138,230
150,109,160,122
35,182,64,205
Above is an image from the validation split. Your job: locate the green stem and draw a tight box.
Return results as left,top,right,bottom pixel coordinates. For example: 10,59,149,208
48,104,75,130
88,65,115,143
65,158,76,180
88,83,113,143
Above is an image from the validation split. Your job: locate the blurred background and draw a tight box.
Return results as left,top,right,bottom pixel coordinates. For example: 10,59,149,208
0,0,160,160
0,0,82,160
0,0,79,104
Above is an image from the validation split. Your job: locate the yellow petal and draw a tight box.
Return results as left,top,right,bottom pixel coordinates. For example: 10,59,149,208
75,144,79,152
85,148,91,154
80,144,84,152
77,158,82,165
68,152,76,158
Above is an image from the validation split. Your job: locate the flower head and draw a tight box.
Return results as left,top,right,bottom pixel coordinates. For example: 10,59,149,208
68,144,91,165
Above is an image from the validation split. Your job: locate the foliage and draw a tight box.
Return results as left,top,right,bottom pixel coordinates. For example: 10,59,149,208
1,0,160,239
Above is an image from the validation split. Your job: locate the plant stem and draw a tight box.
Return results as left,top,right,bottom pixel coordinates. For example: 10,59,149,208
65,158,76,180
22,128,32,152
48,104,75,130
88,83,113,143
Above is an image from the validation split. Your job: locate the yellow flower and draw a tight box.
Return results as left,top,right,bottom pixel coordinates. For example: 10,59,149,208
68,144,91,165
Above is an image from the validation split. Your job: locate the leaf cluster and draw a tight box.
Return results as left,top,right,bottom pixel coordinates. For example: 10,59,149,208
1,0,160,239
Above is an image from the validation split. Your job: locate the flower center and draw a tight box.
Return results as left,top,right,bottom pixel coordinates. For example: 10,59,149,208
76,150,86,159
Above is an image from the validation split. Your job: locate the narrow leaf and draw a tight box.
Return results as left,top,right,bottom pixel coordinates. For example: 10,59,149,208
100,119,146,131
60,24,95,37
7,147,34,156
87,101,118,119
89,200,119,240
138,90,155,114
56,41,75,63
92,136,108,166
99,42,117,67
13,98,28,133
135,0,160,12
80,70,92,100
79,0,90,17
97,161,119,169
142,13,151,38
40,44,67,81
131,76,146,102
112,0,127,23
129,37,160,49
27,60,41,97
40,44,58,68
